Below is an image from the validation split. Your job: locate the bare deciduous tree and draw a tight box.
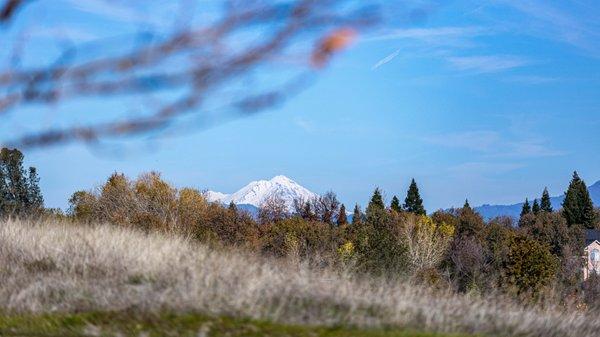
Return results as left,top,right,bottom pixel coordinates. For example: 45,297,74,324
0,0,26,22
0,0,379,149
315,191,340,225
258,194,289,224
450,236,488,290
400,214,454,272
292,196,317,221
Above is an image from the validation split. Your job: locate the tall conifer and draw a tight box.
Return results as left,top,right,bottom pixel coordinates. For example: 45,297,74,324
390,195,402,212
26,167,43,211
463,199,471,210
532,199,540,215
351,204,362,226
540,187,553,213
520,198,531,218
337,204,348,226
404,179,426,215
562,171,595,228
366,188,385,218
0,159,6,215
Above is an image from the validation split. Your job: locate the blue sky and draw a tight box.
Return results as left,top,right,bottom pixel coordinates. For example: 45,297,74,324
1,0,600,211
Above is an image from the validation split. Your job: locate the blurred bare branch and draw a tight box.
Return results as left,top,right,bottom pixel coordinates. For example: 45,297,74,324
0,0,379,149
0,0,25,23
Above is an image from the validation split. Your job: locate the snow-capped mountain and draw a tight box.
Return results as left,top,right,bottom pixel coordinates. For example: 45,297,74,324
206,175,318,210
205,191,228,202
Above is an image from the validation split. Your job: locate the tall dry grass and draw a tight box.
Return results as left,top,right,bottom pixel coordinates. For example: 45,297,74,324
1,218,599,337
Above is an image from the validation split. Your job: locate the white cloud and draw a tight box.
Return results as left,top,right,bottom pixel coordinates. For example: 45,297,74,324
424,130,564,158
292,117,315,133
424,131,500,152
503,75,558,85
448,161,525,175
446,55,530,73
369,26,490,42
493,0,600,56
367,26,495,70
505,138,565,158
367,26,532,74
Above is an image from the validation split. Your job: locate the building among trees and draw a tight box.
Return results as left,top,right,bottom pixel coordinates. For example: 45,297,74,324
584,229,600,280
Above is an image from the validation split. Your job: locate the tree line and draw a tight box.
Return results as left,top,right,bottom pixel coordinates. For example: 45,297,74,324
520,172,596,229
3,147,600,309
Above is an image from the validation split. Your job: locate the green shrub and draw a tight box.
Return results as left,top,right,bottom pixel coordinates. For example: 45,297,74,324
261,217,337,259
502,234,558,296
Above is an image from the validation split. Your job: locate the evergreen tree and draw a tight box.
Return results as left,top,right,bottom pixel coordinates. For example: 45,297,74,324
303,201,317,221
228,201,239,222
228,200,237,213
0,148,28,215
463,199,471,210
337,204,348,226
456,203,485,238
532,199,540,215
520,198,531,218
366,188,385,218
404,179,426,215
26,167,43,211
351,204,362,226
390,195,402,212
540,187,553,213
0,160,7,215
0,148,44,216
562,171,595,228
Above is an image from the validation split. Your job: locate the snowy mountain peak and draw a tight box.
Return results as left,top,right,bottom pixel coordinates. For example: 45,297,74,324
205,191,228,202
206,175,318,210
270,175,295,184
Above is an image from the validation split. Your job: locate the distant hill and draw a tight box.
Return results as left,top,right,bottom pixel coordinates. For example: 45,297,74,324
474,180,600,220
235,204,259,217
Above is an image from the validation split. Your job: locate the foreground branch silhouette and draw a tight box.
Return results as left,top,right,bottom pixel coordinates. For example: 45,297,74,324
0,0,375,148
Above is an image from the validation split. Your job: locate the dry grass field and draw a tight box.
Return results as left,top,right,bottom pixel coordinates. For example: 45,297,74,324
1,218,599,337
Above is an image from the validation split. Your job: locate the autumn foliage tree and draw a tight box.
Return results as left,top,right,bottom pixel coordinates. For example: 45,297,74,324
68,171,259,246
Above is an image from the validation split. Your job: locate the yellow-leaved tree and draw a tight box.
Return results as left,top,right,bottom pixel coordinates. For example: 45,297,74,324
400,214,455,272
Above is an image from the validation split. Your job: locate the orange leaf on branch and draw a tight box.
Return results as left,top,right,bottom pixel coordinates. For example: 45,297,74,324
311,28,357,68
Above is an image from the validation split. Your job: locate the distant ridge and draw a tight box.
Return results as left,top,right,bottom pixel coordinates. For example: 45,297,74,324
474,180,600,220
